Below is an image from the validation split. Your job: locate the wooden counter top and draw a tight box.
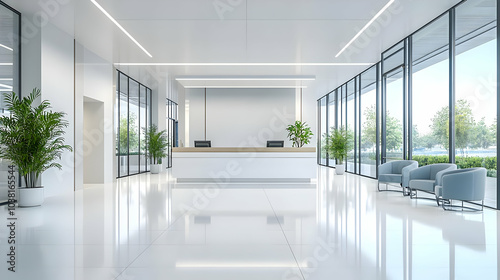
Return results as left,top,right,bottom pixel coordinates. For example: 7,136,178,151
172,147,316,153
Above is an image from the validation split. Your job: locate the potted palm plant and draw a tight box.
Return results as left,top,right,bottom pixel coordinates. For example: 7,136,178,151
286,120,313,147
328,127,352,175
0,89,72,207
143,124,169,174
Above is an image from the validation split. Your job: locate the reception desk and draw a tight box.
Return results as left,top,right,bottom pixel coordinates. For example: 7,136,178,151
172,147,316,183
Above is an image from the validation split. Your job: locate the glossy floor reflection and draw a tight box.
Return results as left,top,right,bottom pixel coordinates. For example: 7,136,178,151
0,167,499,279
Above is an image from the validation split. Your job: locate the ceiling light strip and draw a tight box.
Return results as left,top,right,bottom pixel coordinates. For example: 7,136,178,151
183,86,308,89
176,76,316,81
90,0,152,58
0,83,13,89
0,44,13,52
176,263,300,268
335,0,395,58
115,63,372,66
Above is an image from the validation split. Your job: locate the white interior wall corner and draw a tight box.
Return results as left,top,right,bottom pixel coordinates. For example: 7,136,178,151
40,22,75,196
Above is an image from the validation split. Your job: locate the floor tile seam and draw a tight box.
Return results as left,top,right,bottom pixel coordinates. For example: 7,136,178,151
113,210,188,280
262,189,306,280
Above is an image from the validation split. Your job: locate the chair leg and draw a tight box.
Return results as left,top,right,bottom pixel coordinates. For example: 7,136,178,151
441,199,483,212
409,189,417,199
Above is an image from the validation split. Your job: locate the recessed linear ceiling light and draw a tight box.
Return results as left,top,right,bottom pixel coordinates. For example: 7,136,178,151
335,0,395,58
0,44,13,52
90,0,152,58
114,62,372,66
183,86,308,89
0,78,13,81
176,262,303,268
0,63,13,66
176,76,316,81
0,83,12,89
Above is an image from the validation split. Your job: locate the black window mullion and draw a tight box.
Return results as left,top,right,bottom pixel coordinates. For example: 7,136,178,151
497,0,500,210
408,36,413,160
449,8,456,164
127,77,130,176
117,72,121,177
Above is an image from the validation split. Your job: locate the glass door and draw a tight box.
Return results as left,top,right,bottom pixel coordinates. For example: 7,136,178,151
382,67,405,162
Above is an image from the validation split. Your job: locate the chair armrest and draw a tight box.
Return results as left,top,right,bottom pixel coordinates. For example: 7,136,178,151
401,162,419,187
378,162,392,175
409,165,430,181
442,170,475,200
435,166,457,186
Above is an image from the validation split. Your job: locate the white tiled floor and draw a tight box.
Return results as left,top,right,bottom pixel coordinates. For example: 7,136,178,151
1,167,499,279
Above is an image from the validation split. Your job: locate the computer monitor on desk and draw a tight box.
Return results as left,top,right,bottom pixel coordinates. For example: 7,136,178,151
267,141,284,148
194,141,211,147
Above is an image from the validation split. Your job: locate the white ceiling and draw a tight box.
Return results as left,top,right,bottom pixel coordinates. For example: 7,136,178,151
7,0,462,98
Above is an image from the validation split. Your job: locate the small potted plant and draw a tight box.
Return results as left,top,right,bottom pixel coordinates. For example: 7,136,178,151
0,89,72,207
286,120,313,147
328,127,352,175
143,124,169,174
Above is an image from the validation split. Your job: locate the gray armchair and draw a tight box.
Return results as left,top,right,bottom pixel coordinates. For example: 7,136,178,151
378,160,419,195
434,167,487,211
408,163,457,201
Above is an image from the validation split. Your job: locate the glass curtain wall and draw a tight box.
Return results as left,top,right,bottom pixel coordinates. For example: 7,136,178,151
327,91,336,167
382,42,407,162
455,0,497,207
166,99,178,169
319,97,328,165
116,71,153,178
359,65,378,177
346,79,356,172
0,2,20,204
411,14,450,165
317,0,499,208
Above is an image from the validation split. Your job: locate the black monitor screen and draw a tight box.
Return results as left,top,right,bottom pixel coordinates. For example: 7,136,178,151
194,141,211,147
267,141,284,148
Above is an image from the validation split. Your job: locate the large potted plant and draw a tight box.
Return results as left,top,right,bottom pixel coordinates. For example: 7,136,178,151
0,89,72,207
328,127,352,175
286,120,313,147
143,124,169,174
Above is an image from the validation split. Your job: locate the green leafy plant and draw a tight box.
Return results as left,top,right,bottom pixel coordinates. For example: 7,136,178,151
143,124,169,165
0,89,72,188
286,121,313,148
328,127,353,164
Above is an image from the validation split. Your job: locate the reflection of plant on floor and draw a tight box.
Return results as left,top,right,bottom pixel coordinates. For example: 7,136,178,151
117,113,139,155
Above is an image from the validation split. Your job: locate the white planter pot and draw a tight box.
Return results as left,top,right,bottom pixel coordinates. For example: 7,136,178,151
335,164,345,175
150,164,161,174
18,187,44,207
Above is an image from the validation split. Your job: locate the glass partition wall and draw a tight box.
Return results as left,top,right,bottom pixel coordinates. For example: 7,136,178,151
166,99,178,169
0,2,20,205
116,71,153,178
317,0,499,209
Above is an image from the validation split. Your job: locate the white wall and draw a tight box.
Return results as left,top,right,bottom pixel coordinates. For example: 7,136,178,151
75,44,114,186
83,99,104,184
40,22,75,196
184,88,297,147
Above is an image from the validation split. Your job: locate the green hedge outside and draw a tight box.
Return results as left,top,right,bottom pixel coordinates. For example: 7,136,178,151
412,155,497,178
